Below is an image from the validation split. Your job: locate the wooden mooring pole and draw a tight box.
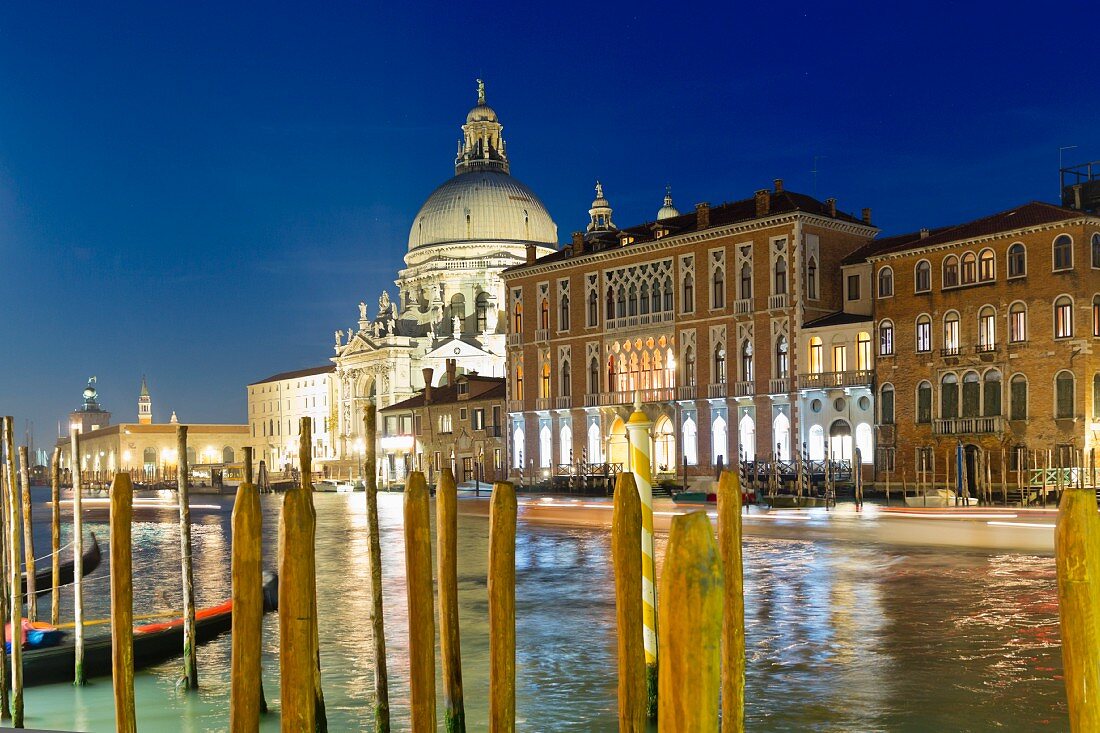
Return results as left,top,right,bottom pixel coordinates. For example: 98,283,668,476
658,511,723,730
611,472,645,732
70,424,85,687
4,418,23,727
299,418,328,732
437,467,465,732
176,425,198,689
230,479,263,732
1055,483,1100,731
110,472,136,733
50,446,61,626
718,470,745,733
279,452,317,731
18,446,36,622
489,481,517,733
363,402,389,732
404,471,436,731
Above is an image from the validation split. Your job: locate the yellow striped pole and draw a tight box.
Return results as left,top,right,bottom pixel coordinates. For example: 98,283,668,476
625,400,658,718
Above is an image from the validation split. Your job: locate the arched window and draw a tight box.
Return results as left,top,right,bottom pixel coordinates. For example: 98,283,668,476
605,287,614,320
978,249,995,281
807,257,818,299
559,424,573,465
943,311,960,354
1093,294,1100,337
559,293,570,330
627,285,638,317
775,336,789,379
983,369,1002,417
857,332,872,371
1009,302,1027,342
560,360,571,397
879,320,894,356
683,418,698,466
941,373,959,419
663,278,673,311
916,314,932,352
915,260,932,293
540,361,551,398
587,289,598,326
808,337,823,374
738,414,755,461
961,252,977,284
512,426,525,468
476,293,489,332
878,267,894,297
774,412,791,460
515,364,524,400
962,371,981,417
740,263,753,300
1053,234,1073,271
223,446,234,463
917,381,933,424
588,357,599,394
639,283,650,315
740,340,754,382
539,425,552,468
880,383,895,424
540,298,550,329
828,420,852,461
943,255,959,288
855,423,873,463
1010,374,1028,421
1055,295,1074,338
1056,371,1075,418
1093,373,1100,419
1093,233,1100,268
682,275,694,312
808,424,825,460
774,256,787,295
712,266,725,309
587,422,602,463
1005,243,1026,278
714,345,727,384
513,302,522,332
616,286,626,318
607,355,616,393
684,346,696,387
654,416,675,472
712,414,728,467
978,305,996,350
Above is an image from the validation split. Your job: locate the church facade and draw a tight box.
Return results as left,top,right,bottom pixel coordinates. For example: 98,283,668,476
328,82,557,477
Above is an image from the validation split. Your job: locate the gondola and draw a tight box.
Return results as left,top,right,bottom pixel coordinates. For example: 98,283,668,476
20,572,278,686
24,533,102,597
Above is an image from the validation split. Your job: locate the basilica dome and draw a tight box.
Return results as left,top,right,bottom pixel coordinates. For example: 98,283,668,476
408,170,558,251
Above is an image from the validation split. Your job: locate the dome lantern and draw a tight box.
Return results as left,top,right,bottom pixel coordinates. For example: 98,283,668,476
587,180,616,232
456,79,509,175
657,185,681,220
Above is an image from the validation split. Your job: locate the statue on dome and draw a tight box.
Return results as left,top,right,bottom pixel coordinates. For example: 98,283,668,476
477,78,485,105
334,330,343,347
359,301,368,321
378,291,390,315
371,321,383,338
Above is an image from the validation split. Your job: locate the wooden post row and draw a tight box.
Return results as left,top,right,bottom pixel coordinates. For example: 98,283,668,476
404,472,436,732
110,473,136,733
488,481,517,733
364,403,390,733
230,480,263,731
611,472,646,732
176,424,198,689
437,468,466,732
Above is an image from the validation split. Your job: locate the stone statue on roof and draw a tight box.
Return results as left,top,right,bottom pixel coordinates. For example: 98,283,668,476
359,301,368,321
334,330,343,347
378,291,390,314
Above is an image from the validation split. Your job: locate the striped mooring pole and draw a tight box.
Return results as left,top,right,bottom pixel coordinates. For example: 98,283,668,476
625,399,658,717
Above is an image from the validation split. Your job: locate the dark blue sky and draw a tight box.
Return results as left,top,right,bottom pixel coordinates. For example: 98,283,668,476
2,1,1097,454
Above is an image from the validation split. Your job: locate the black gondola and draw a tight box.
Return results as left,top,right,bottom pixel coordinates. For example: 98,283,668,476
19,572,279,686
23,533,102,597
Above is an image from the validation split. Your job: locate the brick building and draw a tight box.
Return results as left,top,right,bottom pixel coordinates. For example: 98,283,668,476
855,201,1100,487
501,181,876,488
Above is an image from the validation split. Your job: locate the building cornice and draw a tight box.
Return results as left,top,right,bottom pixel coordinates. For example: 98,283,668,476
866,216,1097,263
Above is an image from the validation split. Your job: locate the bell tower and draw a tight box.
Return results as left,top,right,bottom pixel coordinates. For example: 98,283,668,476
138,375,152,424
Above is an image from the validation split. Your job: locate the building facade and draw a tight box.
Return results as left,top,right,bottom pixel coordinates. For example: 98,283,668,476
328,81,556,467
863,201,1100,486
378,359,506,486
502,181,877,488
246,365,337,470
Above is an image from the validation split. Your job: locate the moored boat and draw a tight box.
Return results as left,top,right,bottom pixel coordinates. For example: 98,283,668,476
764,494,828,508
25,533,101,598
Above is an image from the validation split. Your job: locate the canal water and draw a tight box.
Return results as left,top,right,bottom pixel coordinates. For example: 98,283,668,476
10,488,1067,731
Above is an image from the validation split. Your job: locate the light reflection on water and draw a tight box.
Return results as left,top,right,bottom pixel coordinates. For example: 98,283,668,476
10,489,1067,732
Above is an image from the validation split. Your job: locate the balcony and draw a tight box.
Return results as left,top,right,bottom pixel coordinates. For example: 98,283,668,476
768,377,791,394
535,328,550,342
506,400,524,413
583,393,600,407
553,396,572,410
734,298,753,316
707,383,728,399
940,346,961,357
767,293,788,310
932,416,1006,435
677,385,698,400
974,343,997,354
733,381,755,397
507,333,523,347
535,397,551,411
798,370,874,390
605,310,675,333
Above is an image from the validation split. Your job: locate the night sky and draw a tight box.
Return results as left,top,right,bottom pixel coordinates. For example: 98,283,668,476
1,1,1097,455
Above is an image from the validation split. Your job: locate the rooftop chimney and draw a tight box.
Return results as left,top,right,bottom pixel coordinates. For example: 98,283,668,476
422,367,434,403
525,243,536,264
920,228,929,239
1072,183,1084,210
571,231,585,256
826,197,837,218
861,207,872,225
695,202,711,229
754,189,770,217
773,178,784,193
446,358,457,385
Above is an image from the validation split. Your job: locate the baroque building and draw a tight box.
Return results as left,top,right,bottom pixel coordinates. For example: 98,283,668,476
329,81,557,472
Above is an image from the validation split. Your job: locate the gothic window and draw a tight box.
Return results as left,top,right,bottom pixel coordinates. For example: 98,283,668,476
878,267,894,297
607,355,616,393
978,249,995,281
560,360,571,397
663,278,673,311
943,255,959,288
540,298,550,329
740,340,754,381
1009,302,1027,342
917,381,932,424
961,252,977,284
740,263,753,300
513,302,522,333
682,275,694,313
915,260,931,292
978,306,996,350
627,284,638,317
916,315,932,352
775,336,789,379
712,266,725,309
1055,296,1073,338
1056,370,1075,418
714,345,727,384
879,320,894,356
559,293,570,330
983,369,1002,417
588,289,598,326
540,360,551,398
807,257,818,299
1008,243,1026,277
605,287,614,320
1010,374,1027,421
1053,234,1073,271
616,286,626,319
515,365,523,400
941,373,958,419
684,346,696,386
588,357,599,394
774,256,787,295
639,282,650,315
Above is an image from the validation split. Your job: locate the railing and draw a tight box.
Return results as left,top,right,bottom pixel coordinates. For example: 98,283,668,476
940,346,961,357
677,385,698,400
599,388,675,406
767,293,788,310
535,397,551,410
797,370,874,389
733,381,755,397
932,416,1005,435
535,328,550,342
605,309,675,332
734,298,753,315
507,333,523,347
583,393,600,407
708,383,728,399
553,396,572,409
975,343,997,354
506,400,524,413
768,377,791,394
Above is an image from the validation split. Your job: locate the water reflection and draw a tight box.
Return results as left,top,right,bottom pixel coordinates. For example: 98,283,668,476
11,488,1069,732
